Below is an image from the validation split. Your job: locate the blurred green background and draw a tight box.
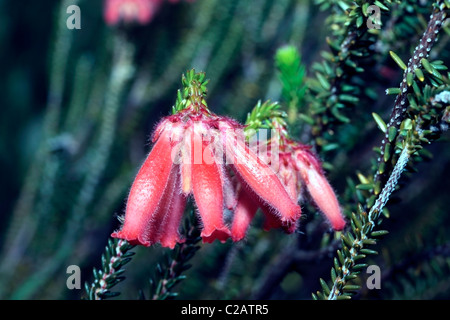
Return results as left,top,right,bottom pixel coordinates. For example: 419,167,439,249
0,0,449,300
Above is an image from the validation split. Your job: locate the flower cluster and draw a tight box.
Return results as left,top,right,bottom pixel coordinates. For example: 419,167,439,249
112,109,302,247
112,72,345,248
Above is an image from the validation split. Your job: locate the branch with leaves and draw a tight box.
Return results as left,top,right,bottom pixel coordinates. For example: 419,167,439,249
84,239,135,300
376,1,449,186
143,212,201,300
307,0,394,151
313,0,450,300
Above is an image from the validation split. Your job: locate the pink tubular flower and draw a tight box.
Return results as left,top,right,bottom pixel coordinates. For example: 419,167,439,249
230,187,259,241
104,0,195,26
221,122,302,225
104,0,162,26
229,123,345,241
112,100,302,247
280,134,345,231
294,147,346,231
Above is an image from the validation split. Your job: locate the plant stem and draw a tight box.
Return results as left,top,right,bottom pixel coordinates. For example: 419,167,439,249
375,3,448,186
85,239,135,300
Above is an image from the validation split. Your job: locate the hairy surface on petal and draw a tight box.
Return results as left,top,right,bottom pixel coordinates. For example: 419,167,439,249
180,126,193,194
230,188,259,241
295,148,323,174
209,128,236,210
222,126,301,224
191,128,230,243
143,165,180,245
279,159,301,202
111,127,174,246
159,171,187,249
220,167,237,211
152,118,170,142
303,165,345,231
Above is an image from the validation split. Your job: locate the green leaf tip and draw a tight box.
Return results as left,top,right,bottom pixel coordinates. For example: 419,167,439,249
372,112,387,133
389,51,407,71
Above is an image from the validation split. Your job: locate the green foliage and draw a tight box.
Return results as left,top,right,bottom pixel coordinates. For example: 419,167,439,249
244,100,287,133
313,1,450,300
306,1,396,151
172,70,210,114
275,45,307,125
382,246,450,299
84,239,135,300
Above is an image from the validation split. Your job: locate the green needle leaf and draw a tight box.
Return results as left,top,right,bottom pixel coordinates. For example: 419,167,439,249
390,51,407,71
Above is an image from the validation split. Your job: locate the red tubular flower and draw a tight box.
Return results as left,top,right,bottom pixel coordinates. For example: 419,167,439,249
113,112,230,246
228,153,302,241
221,123,302,225
294,148,346,231
230,187,259,241
230,184,299,242
158,173,187,249
111,123,181,246
277,153,302,202
228,131,300,240
270,119,345,231
228,121,346,241
190,126,229,242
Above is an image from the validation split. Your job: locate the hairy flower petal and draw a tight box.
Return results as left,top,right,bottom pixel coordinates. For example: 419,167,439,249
222,126,301,224
111,128,173,246
180,127,193,194
295,150,345,230
304,168,345,230
191,128,230,243
279,160,300,202
230,188,259,241
159,172,187,249
144,165,181,245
